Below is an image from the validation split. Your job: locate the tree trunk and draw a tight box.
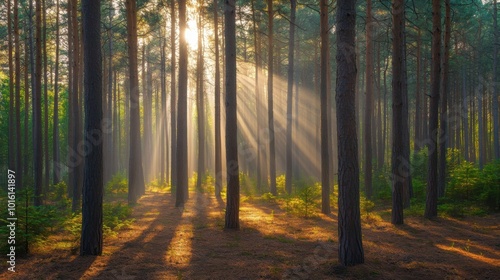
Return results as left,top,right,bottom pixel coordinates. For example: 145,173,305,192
320,0,330,214
267,0,277,195
170,0,178,194
215,0,222,197
364,0,374,199
43,0,50,191
285,0,296,194
71,0,82,212
34,0,43,206
14,0,22,188
391,0,405,224
196,6,205,191
425,0,441,219
414,30,422,152
224,0,240,229
336,0,364,266
80,0,103,256
438,0,451,197
53,0,61,185
8,0,15,174
176,0,188,206
493,0,499,160
126,0,145,204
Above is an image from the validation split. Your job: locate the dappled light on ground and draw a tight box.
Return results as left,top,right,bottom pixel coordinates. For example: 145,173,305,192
1,192,499,279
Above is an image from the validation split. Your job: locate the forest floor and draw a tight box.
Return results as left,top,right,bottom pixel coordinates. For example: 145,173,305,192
2,190,500,280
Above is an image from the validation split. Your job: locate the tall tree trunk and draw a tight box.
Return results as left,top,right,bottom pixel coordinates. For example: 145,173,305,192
493,0,499,160
462,71,469,161
285,0,296,194
401,13,412,206
108,2,114,177
126,0,145,204
8,0,15,172
425,0,441,219
24,19,30,181
438,0,451,197
176,0,188,206
53,0,61,185
170,0,178,193
34,0,43,206
391,0,406,224
215,0,222,197
224,0,240,229
43,0,50,191
414,30,422,152
364,0,374,199
196,7,205,191
80,0,103,256
267,0,277,195
160,36,167,184
336,0,364,266
320,0,330,214
14,0,22,188
71,0,82,212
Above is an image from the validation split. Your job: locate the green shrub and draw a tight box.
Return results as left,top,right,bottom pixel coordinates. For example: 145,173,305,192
478,161,500,211
105,172,128,195
447,161,480,201
284,183,321,218
411,147,428,182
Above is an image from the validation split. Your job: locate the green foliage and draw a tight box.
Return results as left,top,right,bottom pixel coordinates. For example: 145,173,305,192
411,147,428,182
477,161,500,211
0,188,67,256
372,169,391,201
447,161,480,200
105,172,128,195
284,183,321,218
276,174,286,194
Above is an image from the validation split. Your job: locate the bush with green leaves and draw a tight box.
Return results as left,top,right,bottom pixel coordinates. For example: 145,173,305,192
411,147,428,182
447,161,480,201
105,172,128,195
285,183,321,218
478,161,500,211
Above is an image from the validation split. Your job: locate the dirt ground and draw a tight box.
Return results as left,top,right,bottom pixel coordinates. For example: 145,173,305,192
2,190,499,280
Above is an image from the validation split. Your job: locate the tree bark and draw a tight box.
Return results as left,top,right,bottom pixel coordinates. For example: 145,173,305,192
438,0,451,197
126,0,146,204
14,0,22,188
364,0,374,199
196,6,205,191
71,0,82,212
170,0,177,191
80,0,103,255
285,0,296,195
267,0,277,195
320,0,330,214
493,0,499,160
8,0,15,172
391,0,405,224
414,30,422,152
176,0,188,206
336,0,364,266
224,0,240,229
215,0,222,197
34,0,43,206
425,0,441,219
53,0,61,185
43,0,50,191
